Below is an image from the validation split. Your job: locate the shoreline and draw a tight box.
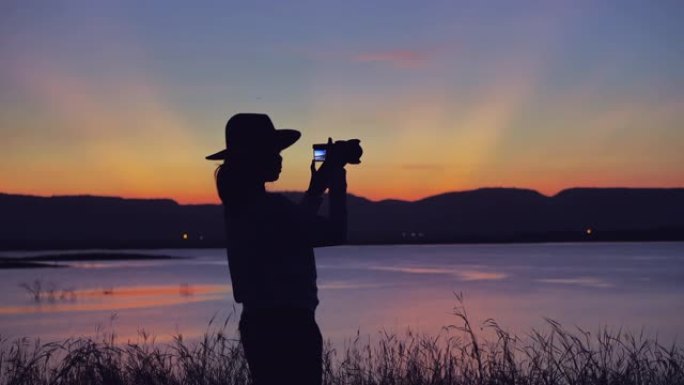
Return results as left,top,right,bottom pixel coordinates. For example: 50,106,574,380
1,238,683,253
0,252,188,269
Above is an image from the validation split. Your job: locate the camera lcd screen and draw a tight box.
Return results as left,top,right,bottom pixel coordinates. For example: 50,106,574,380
313,148,327,162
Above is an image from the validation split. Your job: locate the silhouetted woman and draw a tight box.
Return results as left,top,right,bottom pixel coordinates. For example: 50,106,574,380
207,113,347,385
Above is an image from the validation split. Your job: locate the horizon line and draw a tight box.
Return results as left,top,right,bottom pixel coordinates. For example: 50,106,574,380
3,185,684,205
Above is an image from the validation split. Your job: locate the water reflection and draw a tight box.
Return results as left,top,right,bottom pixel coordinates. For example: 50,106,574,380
318,281,387,290
537,277,613,288
0,284,229,315
368,265,508,281
0,243,682,347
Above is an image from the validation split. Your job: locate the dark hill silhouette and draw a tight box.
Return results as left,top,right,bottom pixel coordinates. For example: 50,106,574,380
1,188,683,250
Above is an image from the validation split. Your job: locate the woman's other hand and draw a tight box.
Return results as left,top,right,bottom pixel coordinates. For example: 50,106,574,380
307,138,345,195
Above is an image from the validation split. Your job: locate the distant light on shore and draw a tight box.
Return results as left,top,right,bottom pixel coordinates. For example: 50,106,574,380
182,233,189,240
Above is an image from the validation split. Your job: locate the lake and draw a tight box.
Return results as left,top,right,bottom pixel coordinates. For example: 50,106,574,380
1,242,683,347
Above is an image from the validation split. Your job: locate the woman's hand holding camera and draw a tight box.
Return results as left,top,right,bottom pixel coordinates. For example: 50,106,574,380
307,138,346,196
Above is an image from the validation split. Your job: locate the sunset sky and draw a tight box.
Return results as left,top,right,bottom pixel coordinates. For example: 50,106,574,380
1,1,682,203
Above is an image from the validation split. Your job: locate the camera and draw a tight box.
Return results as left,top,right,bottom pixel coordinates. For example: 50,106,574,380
312,139,363,165
313,144,327,162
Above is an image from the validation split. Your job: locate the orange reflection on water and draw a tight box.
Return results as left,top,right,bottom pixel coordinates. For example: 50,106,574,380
537,277,612,288
368,265,508,281
319,281,388,290
457,271,508,281
0,284,230,315
72,284,228,298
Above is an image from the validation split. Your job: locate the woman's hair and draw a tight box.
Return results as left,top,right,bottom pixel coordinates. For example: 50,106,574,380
214,164,229,205
214,159,251,206
214,157,263,208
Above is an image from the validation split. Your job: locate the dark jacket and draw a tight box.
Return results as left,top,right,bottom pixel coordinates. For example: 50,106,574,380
223,179,346,311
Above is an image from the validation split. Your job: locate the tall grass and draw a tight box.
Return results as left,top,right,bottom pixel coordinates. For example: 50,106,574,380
1,299,682,385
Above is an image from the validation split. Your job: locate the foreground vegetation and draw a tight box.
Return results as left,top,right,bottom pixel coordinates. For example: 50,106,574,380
1,300,682,385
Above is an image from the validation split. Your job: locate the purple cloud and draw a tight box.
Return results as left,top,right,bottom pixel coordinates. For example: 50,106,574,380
353,49,429,68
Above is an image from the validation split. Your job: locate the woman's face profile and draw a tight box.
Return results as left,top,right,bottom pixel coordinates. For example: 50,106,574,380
228,147,283,183
262,151,283,182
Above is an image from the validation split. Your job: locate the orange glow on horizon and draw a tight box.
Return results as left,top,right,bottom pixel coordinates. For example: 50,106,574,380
4,175,684,206
3,51,682,204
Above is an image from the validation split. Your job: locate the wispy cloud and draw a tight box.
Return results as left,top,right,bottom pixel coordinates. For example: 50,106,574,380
352,49,429,68
400,163,445,171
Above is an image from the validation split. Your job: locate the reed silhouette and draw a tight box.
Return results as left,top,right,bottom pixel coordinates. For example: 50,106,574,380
1,299,682,385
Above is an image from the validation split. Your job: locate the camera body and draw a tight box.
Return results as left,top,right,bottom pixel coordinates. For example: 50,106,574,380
313,139,362,165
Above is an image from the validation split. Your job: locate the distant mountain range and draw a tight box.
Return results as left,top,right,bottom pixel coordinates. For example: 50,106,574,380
1,188,683,250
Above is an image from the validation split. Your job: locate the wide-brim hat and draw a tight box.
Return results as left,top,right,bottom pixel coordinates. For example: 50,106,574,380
205,113,301,160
